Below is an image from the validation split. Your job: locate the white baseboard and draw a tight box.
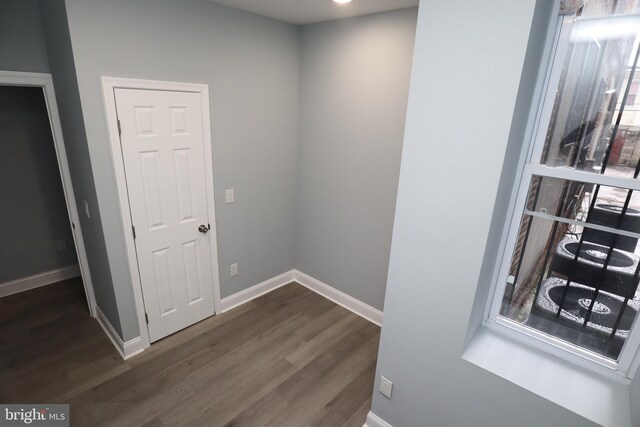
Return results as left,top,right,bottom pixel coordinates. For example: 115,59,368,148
293,270,383,326
0,265,80,298
219,269,384,326
122,268,383,359
364,412,393,427
220,270,297,312
95,306,144,360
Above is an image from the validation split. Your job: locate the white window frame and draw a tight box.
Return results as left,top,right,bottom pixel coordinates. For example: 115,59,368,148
484,10,640,383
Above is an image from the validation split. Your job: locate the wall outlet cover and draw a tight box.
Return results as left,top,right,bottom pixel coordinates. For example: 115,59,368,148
230,263,238,277
379,376,393,399
225,189,235,204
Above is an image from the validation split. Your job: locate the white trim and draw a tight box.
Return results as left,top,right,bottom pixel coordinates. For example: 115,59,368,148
487,13,570,322
120,269,383,358
293,270,383,326
0,71,97,317
527,164,640,191
95,305,144,360
220,269,384,326
199,84,223,316
626,338,640,379
463,328,633,427
486,318,625,381
618,301,640,378
364,412,393,427
0,265,80,298
525,13,566,164
483,11,566,322
101,76,223,351
220,270,296,312
523,209,640,239
528,14,575,164
488,172,535,320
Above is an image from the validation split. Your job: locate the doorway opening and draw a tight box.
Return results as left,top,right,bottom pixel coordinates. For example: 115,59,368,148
0,71,96,319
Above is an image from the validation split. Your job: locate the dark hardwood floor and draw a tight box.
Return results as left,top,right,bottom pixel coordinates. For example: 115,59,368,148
0,278,379,426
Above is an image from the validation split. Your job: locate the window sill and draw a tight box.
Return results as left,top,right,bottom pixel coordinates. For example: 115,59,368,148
462,327,635,427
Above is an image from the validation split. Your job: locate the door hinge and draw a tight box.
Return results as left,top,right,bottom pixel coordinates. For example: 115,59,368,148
132,225,136,239
117,119,122,136
71,222,76,230
145,313,149,324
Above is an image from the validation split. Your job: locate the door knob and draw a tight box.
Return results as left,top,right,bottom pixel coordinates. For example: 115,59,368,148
198,224,209,233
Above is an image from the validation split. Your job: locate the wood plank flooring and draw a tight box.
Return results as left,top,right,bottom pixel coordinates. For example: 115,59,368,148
0,278,380,426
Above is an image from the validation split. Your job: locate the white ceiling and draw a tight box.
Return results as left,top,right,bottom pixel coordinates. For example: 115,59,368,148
209,0,419,25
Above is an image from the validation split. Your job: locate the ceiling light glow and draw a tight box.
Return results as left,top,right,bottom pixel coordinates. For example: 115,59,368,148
333,0,352,4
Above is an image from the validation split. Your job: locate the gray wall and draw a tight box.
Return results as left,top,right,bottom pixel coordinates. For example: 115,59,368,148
62,0,300,340
0,0,49,73
297,9,417,310
40,0,124,336
370,1,597,426
0,86,77,283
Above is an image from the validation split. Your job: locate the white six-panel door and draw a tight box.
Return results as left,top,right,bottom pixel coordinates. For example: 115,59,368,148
115,88,216,342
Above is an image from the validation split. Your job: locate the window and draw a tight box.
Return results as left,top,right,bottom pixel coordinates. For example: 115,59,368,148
489,0,640,376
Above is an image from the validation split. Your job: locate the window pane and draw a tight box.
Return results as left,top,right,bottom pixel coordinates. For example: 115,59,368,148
539,15,640,179
526,175,640,243
500,214,640,360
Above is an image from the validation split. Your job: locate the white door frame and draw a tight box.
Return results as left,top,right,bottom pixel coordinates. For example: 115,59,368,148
0,71,97,316
101,76,222,349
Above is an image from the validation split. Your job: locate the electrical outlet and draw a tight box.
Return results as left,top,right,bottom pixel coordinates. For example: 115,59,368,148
230,263,238,277
56,239,67,251
83,200,91,219
225,189,235,204
379,376,393,399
